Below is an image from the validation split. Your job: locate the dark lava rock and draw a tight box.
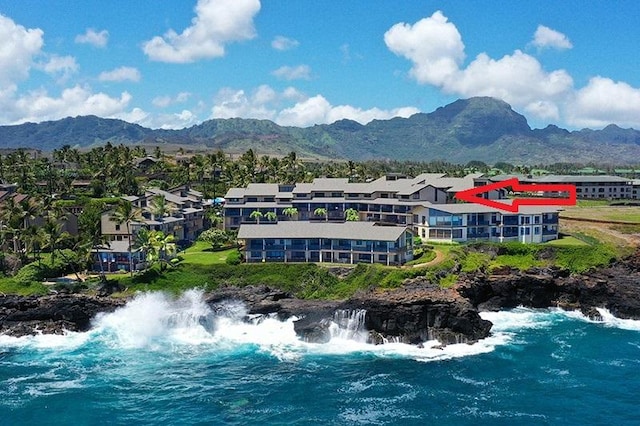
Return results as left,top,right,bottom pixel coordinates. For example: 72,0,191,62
0,294,124,337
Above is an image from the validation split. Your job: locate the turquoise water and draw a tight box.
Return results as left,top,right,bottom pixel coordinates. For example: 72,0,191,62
1,290,639,425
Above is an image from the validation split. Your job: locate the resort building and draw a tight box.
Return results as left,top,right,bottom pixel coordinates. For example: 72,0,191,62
224,173,504,230
528,175,633,200
227,172,563,265
101,186,206,245
237,221,414,266
491,175,635,200
97,186,208,271
412,204,559,244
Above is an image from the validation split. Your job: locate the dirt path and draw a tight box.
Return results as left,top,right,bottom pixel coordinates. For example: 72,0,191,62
409,248,445,268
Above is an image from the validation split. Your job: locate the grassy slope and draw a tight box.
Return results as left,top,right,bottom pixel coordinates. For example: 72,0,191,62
2,206,636,298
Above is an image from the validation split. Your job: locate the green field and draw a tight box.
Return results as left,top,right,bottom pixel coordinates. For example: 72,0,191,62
561,206,640,223
180,241,236,266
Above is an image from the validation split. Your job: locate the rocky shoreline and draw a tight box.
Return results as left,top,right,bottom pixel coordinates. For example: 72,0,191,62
2,251,640,345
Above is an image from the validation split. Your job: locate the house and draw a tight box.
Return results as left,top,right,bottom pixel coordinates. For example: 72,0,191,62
237,221,414,265
92,240,145,273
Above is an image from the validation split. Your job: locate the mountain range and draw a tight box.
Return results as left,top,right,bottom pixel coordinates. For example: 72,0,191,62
1,97,640,164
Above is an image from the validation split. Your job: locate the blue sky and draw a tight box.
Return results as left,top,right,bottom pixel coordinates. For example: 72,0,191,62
1,0,639,130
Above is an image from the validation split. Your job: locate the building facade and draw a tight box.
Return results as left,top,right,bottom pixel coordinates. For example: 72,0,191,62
412,204,559,244
237,221,414,266
224,173,503,231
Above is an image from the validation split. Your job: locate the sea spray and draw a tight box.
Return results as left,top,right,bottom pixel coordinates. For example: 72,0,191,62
329,309,368,342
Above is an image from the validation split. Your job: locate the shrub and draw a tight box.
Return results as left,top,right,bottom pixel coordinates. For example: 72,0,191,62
225,250,242,265
13,264,44,285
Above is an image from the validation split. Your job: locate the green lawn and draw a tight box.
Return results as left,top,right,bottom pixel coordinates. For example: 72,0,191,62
544,236,590,247
561,206,640,223
180,241,237,266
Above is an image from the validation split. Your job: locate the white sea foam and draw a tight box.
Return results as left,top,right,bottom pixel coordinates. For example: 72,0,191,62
480,307,556,333
1,291,527,361
559,307,640,331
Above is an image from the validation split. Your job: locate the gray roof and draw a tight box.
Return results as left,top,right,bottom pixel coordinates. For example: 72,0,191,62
529,175,632,184
96,240,138,253
237,221,408,241
244,183,280,197
420,203,560,215
227,202,292,209
225,188,246,198
225,173,489,201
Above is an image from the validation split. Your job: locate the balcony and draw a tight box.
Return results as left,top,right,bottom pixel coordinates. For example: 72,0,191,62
468,220,490,226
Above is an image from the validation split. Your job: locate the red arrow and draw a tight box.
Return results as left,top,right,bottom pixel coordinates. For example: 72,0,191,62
454,178,576,213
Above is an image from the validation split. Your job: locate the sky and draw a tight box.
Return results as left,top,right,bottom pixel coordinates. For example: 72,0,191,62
1,0,640,131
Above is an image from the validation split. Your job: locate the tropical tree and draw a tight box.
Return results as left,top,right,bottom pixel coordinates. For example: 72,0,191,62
344,208,359,221
282,207,298,220
147,230,177,271
77,200,110,281
264,211,277,222
148,194,175,221
249,210,263,224
313,207,328,221
40,219,72,267
198,228,233,250
0,196,25,253
109,200,143,276
132,227,153,272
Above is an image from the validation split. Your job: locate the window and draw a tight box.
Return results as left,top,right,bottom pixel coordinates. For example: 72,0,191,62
247,197,258,202
331,192,342,197
429,229,452,239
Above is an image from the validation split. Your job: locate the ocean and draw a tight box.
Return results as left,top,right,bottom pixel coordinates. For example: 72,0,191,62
1,289,639,425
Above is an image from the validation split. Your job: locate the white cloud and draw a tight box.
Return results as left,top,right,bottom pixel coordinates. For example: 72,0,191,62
385,11,573,122
75,28,109,48
211,86,276,120
384,11,465,86
142,0,261,63
567,77,640,128
532,25,572,50
115,108,199,129
98,66,141,82
271,35,299,51
152,92,192,108
0,14,44,85
271,65,312,81
1,85,131,124
210,85,418,127
38,55,79,83
277,95,419,127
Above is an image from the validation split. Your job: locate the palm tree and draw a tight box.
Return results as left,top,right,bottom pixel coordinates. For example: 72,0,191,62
41,219,71,267
148,194,175,221
314,207,328,221
264,211,277,222
345,208,359,221
133,227,153,272
147,230,177,272
109,200,143,276
249,210,263,224
0,196,26,254
283,207,298,220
